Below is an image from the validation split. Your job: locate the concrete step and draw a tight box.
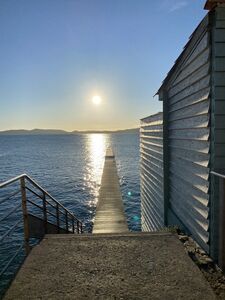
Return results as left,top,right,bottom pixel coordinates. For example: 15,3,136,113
4,232,216,299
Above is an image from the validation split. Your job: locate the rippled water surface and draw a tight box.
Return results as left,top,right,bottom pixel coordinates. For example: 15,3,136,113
0,133,140,294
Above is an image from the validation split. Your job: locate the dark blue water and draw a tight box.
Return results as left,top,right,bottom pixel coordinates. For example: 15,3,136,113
0,133,140,294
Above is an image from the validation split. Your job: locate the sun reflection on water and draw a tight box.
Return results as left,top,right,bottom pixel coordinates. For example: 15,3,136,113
84,134,109,208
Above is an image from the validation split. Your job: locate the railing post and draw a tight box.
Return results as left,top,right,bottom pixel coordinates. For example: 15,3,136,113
20,177,30,255
42,193,47,234
65,211,68,232
72,218,75,233
56,204,60,233
218,177,225,271
77,221,80,234
80,222,83,234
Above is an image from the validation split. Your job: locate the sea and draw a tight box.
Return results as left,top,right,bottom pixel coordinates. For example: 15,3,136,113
0,132,140,295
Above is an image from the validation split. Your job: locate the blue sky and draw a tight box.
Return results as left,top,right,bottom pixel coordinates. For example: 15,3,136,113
0,0,206,131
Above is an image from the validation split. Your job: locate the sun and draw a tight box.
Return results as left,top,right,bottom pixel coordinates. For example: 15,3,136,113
92,95,102,105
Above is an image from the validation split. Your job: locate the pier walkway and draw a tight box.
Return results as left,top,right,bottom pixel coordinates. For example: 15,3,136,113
93,148,128,233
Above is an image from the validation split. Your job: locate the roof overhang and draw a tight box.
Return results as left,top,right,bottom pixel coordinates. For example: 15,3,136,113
155,13,209,98
204,0,225,10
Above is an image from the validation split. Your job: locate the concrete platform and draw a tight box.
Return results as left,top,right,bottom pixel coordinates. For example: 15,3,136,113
93,148,128,234
4,233,216,300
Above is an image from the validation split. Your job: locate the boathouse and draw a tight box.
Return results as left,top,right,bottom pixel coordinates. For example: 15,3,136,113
141,0,225,268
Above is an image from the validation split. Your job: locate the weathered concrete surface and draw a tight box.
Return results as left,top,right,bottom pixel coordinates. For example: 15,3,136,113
93,148,128,234
4,233,216,300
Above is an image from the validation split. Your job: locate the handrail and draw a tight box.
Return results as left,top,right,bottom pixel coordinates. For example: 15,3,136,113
211,171,225,179
25,186,77,220
0,189,21,205
0,173,27,188
0,173,77,220
0,244,24,278
0,220,22,243
0,173,83,281
0,203,21,223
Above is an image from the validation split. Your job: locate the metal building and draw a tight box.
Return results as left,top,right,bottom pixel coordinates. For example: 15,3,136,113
141,0,225,267
140,113,164,231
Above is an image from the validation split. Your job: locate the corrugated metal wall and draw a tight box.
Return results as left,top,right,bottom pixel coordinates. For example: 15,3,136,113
140,7,225,256
211,7,225,172
140,113,164,231
210,6,225,258
165,16,211,251
140,16,212,251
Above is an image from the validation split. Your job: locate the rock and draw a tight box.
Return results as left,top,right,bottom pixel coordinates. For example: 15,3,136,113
186,245,196,254
179,235,189,242
197,248,206,255
204,257,213,264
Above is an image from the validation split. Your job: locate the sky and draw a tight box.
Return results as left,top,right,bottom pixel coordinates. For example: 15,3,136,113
0,0,207,131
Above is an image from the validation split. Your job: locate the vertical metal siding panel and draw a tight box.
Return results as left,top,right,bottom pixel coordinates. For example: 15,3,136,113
166,25,211,252
213,7,225,169
140,113,164,231
210,7,225,260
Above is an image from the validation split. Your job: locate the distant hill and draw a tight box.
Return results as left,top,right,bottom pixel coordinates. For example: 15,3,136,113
115,128,139,134
71,130,112,134
73,128,139,134
0,129,69,135
0,128,139,135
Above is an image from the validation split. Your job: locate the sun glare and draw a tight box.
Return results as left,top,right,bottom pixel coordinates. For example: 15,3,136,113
92,95,102,105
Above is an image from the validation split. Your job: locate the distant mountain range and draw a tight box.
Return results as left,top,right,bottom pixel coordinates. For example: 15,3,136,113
0,128,139,135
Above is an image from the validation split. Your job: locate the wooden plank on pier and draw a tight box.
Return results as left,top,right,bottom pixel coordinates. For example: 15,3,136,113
92,148,128,233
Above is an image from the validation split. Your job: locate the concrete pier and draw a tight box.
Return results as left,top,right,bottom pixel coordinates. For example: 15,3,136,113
4,233,216,300
92,148,128,234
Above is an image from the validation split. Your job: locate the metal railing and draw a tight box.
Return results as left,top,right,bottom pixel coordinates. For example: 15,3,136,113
0,174,83,279
211,171,225,271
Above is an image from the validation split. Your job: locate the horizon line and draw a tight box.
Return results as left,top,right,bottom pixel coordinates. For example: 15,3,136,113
0,127,139,133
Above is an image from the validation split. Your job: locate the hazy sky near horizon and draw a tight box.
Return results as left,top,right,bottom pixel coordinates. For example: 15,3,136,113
0,0,206,131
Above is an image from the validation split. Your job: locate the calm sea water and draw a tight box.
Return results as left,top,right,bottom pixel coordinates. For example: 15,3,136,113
0,133,140,294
